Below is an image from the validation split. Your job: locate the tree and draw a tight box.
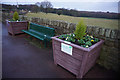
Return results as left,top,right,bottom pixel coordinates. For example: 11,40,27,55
32,5,40,13
39,5,44,12
40,0,53,13
35,2,41,7
57,10,62,15
74,19,86,39
40,0,53,8
13,11,19,21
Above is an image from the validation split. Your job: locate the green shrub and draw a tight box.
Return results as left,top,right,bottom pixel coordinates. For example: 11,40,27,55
57,10,62,15
85,41,92,46
66,37,75,42
58,33,99,48
94,38,99,42
78,39,85,44
13,11,19,21
74,19,87,39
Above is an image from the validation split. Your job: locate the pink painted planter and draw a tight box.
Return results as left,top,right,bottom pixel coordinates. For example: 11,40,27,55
6,20,29,36
52,36,104,78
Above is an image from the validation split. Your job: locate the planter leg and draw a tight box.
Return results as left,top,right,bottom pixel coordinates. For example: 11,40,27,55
77,74,83,78
8,32,11,35
8,32,15,36
54,62,58,66
53,59,58,66
12,33,15,36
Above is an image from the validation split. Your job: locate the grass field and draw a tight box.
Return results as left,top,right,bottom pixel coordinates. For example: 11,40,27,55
26,12,118,29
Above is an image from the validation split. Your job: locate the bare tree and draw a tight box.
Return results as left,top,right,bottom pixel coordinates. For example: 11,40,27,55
35,2,41,7
40,0,53,13
40,0,53,8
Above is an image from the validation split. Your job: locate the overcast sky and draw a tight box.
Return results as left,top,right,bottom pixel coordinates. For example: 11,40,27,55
1,0,119,13
1,0,119,3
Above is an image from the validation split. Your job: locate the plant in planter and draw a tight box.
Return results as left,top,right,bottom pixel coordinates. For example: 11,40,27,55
12,11,19,21
6,11,29,36
52,20,104,78
58,20,100,48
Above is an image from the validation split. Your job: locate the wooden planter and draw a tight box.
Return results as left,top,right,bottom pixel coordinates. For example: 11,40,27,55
52,36,104,78
6,20,29,36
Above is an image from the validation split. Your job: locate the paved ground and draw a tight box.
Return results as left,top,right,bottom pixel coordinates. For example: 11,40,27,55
2,23,118,79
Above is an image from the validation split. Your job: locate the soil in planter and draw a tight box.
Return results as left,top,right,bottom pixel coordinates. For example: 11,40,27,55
58,34,100,48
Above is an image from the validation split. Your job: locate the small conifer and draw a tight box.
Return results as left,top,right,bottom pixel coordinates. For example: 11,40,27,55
74,19,87,39
13,11,19,21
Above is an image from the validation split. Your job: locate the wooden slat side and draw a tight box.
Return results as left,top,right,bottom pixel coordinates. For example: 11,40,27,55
83,45,102,75
55,57,79,75
53,40,83,61
54,50,81,67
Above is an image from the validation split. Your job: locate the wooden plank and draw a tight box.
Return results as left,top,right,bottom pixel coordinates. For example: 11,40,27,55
54,40,83,61
54,50,81,67
83,47,101,75
55,57,79,75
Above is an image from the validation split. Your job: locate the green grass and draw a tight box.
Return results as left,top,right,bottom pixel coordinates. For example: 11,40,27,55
26,12,118,29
